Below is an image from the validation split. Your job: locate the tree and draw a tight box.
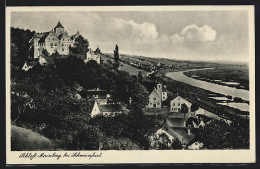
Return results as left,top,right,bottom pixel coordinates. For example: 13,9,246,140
101,137,140,150
11,27,35,61
149,133,183,150
11,43,19,59
137,71,143,82
191,103,199,112
129,82,149,114
195,120,249,149
113,44,119,69
69,35,89,55
181,103,189,125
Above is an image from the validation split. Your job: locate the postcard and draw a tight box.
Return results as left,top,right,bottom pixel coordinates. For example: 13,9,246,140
6,5,255,164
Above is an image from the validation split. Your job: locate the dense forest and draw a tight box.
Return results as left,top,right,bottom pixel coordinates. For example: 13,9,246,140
11,27,35,62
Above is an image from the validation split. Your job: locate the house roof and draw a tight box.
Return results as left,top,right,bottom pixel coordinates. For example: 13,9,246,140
171,127,195,145
99,104,126,113
24,61,38,67
54,21,64,28
39,55,55,65
162,86,167,92
165,118,185,128
162,123,195,145
149,88,161,98
171,95,192,105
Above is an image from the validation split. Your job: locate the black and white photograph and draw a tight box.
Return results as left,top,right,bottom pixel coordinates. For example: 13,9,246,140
6,6,255,164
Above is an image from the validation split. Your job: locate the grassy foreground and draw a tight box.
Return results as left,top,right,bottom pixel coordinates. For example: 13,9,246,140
11,125,54,151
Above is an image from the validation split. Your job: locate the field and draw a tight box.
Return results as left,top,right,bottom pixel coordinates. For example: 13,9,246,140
118,62,149,76
184,65,249,90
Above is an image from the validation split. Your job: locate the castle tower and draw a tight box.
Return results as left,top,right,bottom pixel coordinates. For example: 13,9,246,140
54,21,64,36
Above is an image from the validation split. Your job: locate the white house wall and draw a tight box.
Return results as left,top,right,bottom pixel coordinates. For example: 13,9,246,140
90,102,101,118
170,96,192,113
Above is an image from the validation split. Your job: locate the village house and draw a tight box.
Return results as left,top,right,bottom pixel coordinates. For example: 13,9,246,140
157,118,196,146
90,101,127,118
147,83,168,108
22,55,55,71
29,21,81,59
170,95,192,113
22,61,37,71
84,47,101,64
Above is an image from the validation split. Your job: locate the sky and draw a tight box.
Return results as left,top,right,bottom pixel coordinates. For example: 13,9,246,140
11,10,249,62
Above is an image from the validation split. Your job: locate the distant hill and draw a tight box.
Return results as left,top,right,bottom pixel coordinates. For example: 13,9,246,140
103,52,247,66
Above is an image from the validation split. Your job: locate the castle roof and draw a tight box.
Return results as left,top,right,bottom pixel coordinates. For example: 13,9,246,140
54,21,64,29
38,32,50,43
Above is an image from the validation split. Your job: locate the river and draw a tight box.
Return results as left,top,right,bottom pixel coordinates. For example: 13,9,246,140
165,68,249,101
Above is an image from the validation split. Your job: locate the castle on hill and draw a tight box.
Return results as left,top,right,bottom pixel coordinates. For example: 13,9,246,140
29,21,81,59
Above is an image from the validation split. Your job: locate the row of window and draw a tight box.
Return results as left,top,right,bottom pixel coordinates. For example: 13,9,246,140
48,38,70,41
50,43,70,46
172,103,181,106
149,102,160,105
50,48,67,52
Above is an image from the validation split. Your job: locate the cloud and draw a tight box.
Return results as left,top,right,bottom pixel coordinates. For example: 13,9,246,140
101,17,158,42
171,25,217,43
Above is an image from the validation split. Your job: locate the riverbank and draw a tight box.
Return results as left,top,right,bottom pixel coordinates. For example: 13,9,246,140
165,68,249,101
184,66,249,90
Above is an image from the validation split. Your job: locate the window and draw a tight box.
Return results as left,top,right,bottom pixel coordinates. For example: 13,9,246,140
53,38,54,40
153,98,156,101
62,48,64,51
178,103,180,106
60,31,62,33
51,43,53,46
158,103,160,105
63,39,64,41
62,44,64,46
55,43,57,46
172,108,173,110
163,97,165,99
173,103,175,106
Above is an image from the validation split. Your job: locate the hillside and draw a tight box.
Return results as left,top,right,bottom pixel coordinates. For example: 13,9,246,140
11,125,54,151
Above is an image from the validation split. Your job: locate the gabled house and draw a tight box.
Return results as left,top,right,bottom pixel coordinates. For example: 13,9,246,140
170,95,192,113
158,118,195,146
22,61,38,71
85,47,101,64
91,101,127,118
22,61,34,71
147,87,162,108
147,83,168,108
